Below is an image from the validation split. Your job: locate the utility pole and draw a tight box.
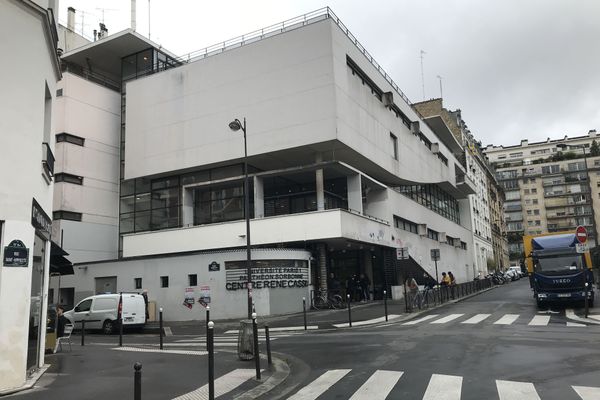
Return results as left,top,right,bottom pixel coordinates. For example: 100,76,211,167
420,50,426,100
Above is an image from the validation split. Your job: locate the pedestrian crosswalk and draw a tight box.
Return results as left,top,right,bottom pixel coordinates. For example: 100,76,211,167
285,369,598,399
401,312,594,327
169,331,305,349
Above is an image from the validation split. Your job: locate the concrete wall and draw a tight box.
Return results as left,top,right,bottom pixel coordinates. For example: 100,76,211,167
52,72,120,263
0,0,59,391
125,20,337,180
56,249,311,321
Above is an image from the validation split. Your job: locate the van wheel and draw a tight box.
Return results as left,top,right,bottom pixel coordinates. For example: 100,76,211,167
102,320,114,335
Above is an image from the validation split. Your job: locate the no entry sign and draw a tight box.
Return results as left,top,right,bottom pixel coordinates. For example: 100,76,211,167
576,225,588,244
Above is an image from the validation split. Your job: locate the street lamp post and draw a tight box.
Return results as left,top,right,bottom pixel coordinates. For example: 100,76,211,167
229,117,253,319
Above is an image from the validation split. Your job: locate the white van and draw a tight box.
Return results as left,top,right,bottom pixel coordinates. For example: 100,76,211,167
64,293,146,334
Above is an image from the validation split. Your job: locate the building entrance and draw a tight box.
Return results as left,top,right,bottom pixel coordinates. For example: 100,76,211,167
26,234,46,373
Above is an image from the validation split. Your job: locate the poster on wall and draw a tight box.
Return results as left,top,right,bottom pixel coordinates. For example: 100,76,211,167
198,285,211,307
225,260,309,291
183,287,195,309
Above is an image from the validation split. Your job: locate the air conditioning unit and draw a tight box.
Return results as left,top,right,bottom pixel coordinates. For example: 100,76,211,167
418,224,427,236
411,121,420,135
382,91,394,107
431,142,440,154
438,232,447,243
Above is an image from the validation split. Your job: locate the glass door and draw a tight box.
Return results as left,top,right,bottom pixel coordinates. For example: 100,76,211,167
26,234,45,373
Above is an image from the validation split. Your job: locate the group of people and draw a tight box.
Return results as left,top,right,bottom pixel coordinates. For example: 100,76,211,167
328,272,371,302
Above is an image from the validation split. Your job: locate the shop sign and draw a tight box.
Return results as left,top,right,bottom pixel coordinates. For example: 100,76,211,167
31,198,52,234
225,260,309,291
3,240,29,267
208,261,220,272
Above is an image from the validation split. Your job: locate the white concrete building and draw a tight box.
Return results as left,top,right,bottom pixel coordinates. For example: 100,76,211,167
0,0,61,393
50,8,477,321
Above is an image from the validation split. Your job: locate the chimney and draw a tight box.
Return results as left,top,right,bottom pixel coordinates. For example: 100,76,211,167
67,7,75,31
131,0,137,31
589,129,597,137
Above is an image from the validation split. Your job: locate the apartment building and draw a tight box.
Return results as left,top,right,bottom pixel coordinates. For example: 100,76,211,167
484,130,600,264
49,8,477,320
414,99,503,275
0,0,61,392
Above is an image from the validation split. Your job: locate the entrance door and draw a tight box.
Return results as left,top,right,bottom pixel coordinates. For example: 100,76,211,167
60,287,75,310
26,234,46,373
95,276,117,294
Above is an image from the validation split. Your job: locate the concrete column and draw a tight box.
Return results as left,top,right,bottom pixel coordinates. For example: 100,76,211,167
362,250,373,298
253,176,264,218
181,188,194,226
347,174,363,214
315,153,325,211
318,243,327,291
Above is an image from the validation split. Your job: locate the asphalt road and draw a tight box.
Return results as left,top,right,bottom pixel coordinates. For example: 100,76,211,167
268,280,600,399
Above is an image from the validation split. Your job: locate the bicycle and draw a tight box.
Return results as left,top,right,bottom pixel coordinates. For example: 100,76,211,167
311,289,345,310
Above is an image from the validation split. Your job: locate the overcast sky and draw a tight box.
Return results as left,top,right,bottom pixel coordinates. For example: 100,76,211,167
58,0,600,147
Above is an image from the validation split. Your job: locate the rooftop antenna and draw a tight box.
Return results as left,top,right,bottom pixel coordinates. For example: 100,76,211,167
437,75,443,99
95,7,118,23
420,50,426,100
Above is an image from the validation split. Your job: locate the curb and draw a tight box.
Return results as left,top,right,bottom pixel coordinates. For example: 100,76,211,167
0,364,50,396
234,353,290,400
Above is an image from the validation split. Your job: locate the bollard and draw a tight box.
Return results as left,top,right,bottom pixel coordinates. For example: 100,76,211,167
206,306,210,350
585,282,589,318
81,320,85,346
403,283,409,313
119,316,123,347
302,297,307,330
252,313,261,380
347,294,352,327
383,290,388,321
207,321,215,400
159,307,164,350
252,302,256,314
265,325,272,365
134,362,142,400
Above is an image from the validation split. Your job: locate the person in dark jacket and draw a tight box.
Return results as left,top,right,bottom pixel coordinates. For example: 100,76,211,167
359,273,371,302
56,305,69,338
142,289,149,320
346,275,357,302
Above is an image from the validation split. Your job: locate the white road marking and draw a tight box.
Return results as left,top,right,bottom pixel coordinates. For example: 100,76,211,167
496,380,541,399
111,347,207,356
493,314,520,325
172,368,259,400
566,309,600,325
430,314,465,324
266,326,319,332
333,315,401,328
349,370,403,400
402,314,440,325
573,385,600,400
164,326,173,336
288,369,351,400
528,315,550,326
422,374,462,400
567,322,586,327
461,314,491,324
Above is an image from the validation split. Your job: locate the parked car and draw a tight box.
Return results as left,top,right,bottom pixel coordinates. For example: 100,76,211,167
508,266,524,279
504,269,519,281
64,293,146,334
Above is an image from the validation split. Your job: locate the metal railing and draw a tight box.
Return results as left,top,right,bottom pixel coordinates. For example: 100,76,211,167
406,278,493,312
62,62,121,92
175,7,412,106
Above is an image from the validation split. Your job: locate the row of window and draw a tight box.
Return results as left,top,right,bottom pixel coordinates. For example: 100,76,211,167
393,216,467,250
134,274,197,289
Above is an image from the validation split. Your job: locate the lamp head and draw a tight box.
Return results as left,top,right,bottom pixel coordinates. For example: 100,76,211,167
228,119,242,132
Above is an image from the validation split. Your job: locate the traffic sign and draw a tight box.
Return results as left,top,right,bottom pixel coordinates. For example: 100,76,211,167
576,243,588,254
576,226,588,244
430,249,440,261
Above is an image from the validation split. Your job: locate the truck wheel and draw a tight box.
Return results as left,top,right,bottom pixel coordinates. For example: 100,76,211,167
103,320,114,335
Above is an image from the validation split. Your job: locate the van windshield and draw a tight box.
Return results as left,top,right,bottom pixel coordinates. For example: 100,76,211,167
535,255,584,274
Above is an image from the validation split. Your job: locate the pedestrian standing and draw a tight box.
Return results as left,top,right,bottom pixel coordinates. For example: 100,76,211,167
142,289,149,321
359,273,371,302
406,276,418,311
346,275,356,302
448,271,456,298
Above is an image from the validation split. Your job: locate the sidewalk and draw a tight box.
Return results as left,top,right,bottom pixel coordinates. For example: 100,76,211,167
10,344,268,400
151,291,494,335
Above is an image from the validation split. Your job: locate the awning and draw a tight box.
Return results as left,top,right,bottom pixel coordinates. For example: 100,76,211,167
50,241,73,275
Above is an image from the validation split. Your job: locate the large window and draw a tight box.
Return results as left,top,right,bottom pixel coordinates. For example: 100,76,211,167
397,184,460,224
193,182,247,225
394,215,418,234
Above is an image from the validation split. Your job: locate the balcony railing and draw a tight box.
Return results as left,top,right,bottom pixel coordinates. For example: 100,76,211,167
42,142,55,179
